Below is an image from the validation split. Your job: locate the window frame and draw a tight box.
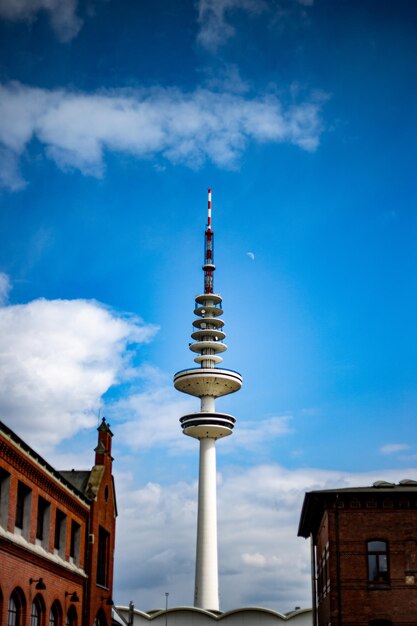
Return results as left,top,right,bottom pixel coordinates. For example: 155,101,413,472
15,482,31,535
8,589,25,626
69,520,81,563
36,496,50,542
367,539,389,584
49,601,61,626
54,509,67,557
30,600,40,626
0,467,10,529
31,595,45,626
96,526,110,588
8,595,18,626
93,609,107,626
65,605,77,626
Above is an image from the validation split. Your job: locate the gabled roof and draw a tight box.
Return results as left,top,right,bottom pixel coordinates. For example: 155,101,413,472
59,470,91,494
61,464,118,515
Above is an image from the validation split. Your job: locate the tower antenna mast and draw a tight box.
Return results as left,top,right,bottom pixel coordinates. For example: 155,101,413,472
174,189,242,611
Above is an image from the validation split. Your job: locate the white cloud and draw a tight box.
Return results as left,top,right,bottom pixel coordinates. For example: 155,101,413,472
0,146,26,190
0,82,325,189
246,251,255,260
241,552,282,568
196,0,267,51
202,63,251,95
0,288,158,450
112,385,196,453
0,0,83,42
196,0,315,51
113,464,416,612
234,415,293,451
380,443,411,455
112,383,292,454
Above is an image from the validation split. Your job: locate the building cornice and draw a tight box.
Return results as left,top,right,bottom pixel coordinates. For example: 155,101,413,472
0,427,90,515
0,526,87,578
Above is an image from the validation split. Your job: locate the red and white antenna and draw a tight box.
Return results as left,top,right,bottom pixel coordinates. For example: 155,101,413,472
204,188,215,294
207,188,212,230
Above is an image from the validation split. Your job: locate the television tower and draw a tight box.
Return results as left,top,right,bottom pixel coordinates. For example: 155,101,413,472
174,189,242,611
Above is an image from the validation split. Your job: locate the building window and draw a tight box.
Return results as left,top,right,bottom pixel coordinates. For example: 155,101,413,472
93,609,107,626
66,606,77,626
97,526,110,587
0,468,10,528
30,596,45,626
15,482,31,536
36,497,50,543
368,540,389,583
15,484,25,529
8,596,18,626
8,589,25,626
54,509,67,556
69,521,80,563
49,601,61,626
316,544,329,603
30,602,40,626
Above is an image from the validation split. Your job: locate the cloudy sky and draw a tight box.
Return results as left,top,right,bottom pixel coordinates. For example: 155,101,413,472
1,0,417,614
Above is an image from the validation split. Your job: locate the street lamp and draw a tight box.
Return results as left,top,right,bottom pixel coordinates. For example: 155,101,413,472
165,592,169,626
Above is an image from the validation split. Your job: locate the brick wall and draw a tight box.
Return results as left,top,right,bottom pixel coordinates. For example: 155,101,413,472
0,419,117,626
317,492,417,625
84,421,116,626
0,547,85,626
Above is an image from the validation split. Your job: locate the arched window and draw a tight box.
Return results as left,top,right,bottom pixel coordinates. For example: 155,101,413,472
7,589,26,626
49,601,62,626
7,596,17,626
31,601,40,626
93,609,107,626
31,594,45,626
367,540,389,583
65,606,77,626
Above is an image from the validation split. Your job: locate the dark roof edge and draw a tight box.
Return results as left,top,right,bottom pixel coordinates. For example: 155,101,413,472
301,483,417,496
298,482,417,538
0,420,90,504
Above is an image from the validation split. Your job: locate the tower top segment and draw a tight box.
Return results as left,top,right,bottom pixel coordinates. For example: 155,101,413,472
204,188,215,295
207,188,212,230
173,188,242,436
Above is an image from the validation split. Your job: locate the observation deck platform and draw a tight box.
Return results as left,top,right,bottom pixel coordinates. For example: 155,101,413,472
173,368,242,398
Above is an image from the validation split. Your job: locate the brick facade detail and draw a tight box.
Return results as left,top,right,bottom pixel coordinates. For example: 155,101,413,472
298,483,417,626
0,419,117,626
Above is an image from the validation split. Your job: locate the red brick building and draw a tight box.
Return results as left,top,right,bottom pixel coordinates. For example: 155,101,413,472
0,418,117,626
298,481,417,626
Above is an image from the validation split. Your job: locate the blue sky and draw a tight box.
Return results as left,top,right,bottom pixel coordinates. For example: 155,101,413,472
1,0,417,614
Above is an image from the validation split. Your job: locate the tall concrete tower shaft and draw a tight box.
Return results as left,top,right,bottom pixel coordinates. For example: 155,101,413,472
174,189,242,611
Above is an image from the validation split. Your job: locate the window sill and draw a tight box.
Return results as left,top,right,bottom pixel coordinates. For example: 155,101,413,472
367,582,390,590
